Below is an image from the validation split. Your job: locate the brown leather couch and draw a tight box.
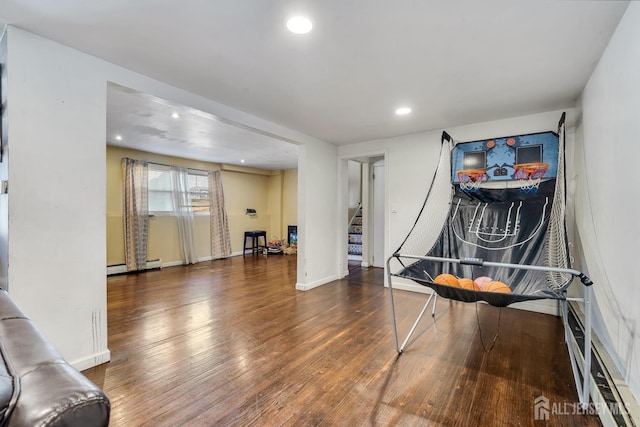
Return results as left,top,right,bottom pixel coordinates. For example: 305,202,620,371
0,288,110,426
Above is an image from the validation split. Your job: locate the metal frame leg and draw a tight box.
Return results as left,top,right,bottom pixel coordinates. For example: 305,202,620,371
432,294,438,317
387,265,401,353
582,285,592,409
388,258,437,354
387,254,595,408
563,286,592,409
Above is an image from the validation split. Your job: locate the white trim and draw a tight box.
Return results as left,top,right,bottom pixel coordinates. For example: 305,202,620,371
71,349,111,371
296,274,339,291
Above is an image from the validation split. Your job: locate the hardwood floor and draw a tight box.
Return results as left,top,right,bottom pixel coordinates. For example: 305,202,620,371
84,256,601,426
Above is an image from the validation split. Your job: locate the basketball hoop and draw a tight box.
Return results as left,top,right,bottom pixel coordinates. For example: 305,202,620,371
514,162,549,193
457,169,486,192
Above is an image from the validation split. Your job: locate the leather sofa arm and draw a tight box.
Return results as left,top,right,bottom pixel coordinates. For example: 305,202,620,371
0,289,110,426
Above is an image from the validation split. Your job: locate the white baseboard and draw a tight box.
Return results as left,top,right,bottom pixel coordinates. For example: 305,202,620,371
201,252,244,260
509,299,559,316
72,349,111,372
389,281,435,294
162,260,184,268
108,254,244,275
296,274,339,291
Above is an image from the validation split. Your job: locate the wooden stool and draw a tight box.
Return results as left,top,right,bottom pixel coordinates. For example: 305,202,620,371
243,230,266,256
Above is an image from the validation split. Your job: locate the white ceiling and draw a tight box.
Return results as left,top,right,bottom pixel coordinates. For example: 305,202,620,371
107,84,299,170
0,0,630,168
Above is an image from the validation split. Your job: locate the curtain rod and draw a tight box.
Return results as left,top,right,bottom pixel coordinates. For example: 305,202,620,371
144,159,211,175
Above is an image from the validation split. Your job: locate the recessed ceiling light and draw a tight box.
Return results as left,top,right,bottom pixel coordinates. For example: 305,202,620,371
240,159,245,164
171,112,180,119
395,107,412,116
287,16,313,34
115,134,123,141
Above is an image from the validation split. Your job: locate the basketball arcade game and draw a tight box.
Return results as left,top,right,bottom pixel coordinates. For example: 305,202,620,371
386,114,594,408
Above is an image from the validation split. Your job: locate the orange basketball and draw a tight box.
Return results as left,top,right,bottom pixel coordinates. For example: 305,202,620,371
487,140,496,149
474,276,492,290
459,278,480,291
485,281,512,293
506,138,516,146
433,273,459,287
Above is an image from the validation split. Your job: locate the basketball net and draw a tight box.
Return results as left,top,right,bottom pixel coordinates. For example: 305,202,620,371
457,169,486,192
514,163,548,193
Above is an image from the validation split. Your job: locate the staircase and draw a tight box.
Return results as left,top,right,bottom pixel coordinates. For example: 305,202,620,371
348,204,363,260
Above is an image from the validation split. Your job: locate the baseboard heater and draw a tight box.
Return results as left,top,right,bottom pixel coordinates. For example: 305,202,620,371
107,259,162,276
567,303,637,427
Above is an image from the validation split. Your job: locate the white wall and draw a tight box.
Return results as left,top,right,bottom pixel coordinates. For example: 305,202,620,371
338,109,571,315
347,160,361,211
7,27,110,370
296,140,339,290
575,2,640,402
0,29,8,290
5,26,339,369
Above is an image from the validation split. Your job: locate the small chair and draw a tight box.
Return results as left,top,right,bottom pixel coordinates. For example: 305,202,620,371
243,230,267,256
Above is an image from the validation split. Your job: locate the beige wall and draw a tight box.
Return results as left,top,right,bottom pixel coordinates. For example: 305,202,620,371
282,169,298,242
222,169,271,251
107,146,297,266
268,174,283,240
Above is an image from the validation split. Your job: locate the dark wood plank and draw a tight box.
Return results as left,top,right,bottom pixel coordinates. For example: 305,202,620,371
83,256,601,426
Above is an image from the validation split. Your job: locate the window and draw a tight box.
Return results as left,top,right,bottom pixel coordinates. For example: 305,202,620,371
148,165,173,213
188,171,210,212
148,164,211,213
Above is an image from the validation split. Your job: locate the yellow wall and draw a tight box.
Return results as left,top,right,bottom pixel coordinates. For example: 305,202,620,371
268,174,283,240
107,146,297,266
221,169,271,251
282,169,298,242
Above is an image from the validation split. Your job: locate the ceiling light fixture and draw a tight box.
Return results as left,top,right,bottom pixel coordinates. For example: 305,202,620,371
240,159,246,164
171,112,180,119
287,16,313,34
115,134,123,141
395,107,412,116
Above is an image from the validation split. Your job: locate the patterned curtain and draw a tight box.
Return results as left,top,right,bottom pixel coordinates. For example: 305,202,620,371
122,158,149,271
209,170,232,258
171,167,197,264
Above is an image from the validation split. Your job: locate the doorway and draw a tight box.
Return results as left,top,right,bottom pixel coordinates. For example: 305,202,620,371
372,159,385,268
342,154,386,274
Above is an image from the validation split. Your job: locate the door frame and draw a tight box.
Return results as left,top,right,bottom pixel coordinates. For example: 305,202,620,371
337,149,388,283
